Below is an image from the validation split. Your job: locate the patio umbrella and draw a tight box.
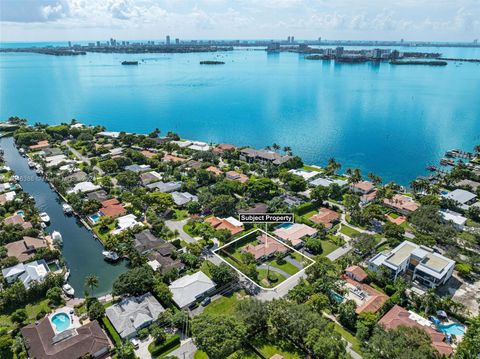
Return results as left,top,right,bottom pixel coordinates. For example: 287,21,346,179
436,310,448,318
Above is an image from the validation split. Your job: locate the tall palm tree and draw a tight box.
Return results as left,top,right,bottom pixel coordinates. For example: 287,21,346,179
272,143,281,152
368,172,382,185
283,146,292,155
85,275,99,297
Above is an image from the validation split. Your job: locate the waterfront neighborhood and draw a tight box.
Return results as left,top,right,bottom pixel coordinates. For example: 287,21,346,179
0,117,477,358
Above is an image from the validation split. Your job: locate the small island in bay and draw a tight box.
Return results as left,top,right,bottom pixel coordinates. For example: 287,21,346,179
390,60,448,66
200,60,225,65
121,60,139,65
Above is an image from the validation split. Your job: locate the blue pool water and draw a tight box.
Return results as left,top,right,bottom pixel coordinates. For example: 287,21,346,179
88,213,102,224
51,313,71,332
330,291,344,303
16,210,25,217
437,323,466,336
1,46,480,185
277,223,294,229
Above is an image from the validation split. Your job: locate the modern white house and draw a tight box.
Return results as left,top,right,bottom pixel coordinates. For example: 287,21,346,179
105,293,164,339
67,181,101,194
443,189,477,210
171,191,198,206
169,271,216,308
1,260,50,288
440,209,467,230
111,214,142,235
368,241,455,289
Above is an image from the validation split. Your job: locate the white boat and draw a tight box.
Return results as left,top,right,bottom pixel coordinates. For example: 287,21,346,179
40,222,47,229
62,203,73,215
27,159,35,168
102,251,120,262
62,284,75,297
11,175,19,182
36,168,43,176
64,270,70,282
52,230,63,246
40,212,50,223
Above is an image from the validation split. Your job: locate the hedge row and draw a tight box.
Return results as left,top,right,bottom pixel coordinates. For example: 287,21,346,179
101,316,122,346
148,334,181,358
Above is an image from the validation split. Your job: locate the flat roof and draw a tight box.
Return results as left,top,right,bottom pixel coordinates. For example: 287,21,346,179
385,242,417,267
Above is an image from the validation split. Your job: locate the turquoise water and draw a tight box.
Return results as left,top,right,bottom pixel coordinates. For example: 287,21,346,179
88,212,102,224
277,223,294,229
330,291,345,303
51,312,71,332
437,323,466,335
1,46,480,184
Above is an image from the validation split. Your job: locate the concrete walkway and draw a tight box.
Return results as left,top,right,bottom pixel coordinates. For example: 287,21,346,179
258,263,291,279
134,336,153,359
285,255,303,269
169,338,197,359
165,219,195,243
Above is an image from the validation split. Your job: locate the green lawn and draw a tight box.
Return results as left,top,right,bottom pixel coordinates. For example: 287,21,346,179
339,225,360,238
173,209,189,220
0,299,52,331
333,322,362,355
203,291,248,317
267,258,300,275
319,239,340,257
101,316,122,346
257,269,287,288
302,165,323,172
252,336,303,359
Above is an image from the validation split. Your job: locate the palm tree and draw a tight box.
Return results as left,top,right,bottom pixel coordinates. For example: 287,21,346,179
327,157,341,175
368,172,382,185
423,289,439,316
283,146,292,155
85,275,99,297
272,143,281,152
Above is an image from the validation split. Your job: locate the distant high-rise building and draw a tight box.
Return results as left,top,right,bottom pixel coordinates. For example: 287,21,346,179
474,39,478,44
166,35,171,45
68,41,72,48
400,38,404,43
175,38,179,45
291,36,295,43
287,36,291,43
335,46,344,57
96,41,100,47
318,37,321,42
373,48,382,59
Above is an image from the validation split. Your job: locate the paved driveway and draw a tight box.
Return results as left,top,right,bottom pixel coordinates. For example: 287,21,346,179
134,336,153,359
166,219,195,243
169,338,197,359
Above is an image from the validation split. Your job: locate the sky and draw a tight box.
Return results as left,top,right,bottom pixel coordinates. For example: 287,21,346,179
0,0,479,42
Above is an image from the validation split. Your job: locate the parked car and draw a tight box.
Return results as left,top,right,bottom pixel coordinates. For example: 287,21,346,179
130,338,140,349
201,297,211,306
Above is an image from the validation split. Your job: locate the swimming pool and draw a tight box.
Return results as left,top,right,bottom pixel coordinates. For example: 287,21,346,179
88,212,102,224
277,223,294,229
437,323,465,336
51,312,71,333
16,210,25,217
330,291,344,303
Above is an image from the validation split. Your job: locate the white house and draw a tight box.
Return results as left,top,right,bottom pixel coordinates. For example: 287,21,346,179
1,260,49,288
440,209,467,231
169,271,216,308
67,181,101,194
111,214,142,235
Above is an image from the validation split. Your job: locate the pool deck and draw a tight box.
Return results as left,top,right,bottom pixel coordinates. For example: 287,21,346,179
48,306,81,334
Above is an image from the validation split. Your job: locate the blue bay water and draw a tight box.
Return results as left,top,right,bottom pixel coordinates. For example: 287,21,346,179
1,46,480,184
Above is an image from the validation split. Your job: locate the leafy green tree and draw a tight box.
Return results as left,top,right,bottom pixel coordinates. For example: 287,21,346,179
454,315,480,359
287,175,307,193
116,341,136,359
11,309,27,325
210,263,237,287
324,158,341,176
337,299,357,331
305,327,348,359
246,178,278,201
364,325,440,359
116,170,140,189
191,314,247,359
351,233,377,257
306,293,330,313
384,221,405,240
112,266,155,297
211,194,237,217
235,298,269,336
0,334,13,359
153,281,172,306
98,159,118,174
87,299,105,321
305,237,323,255
356,311,379,341
311,186,329,204
46,287,63,306
149,323,167,343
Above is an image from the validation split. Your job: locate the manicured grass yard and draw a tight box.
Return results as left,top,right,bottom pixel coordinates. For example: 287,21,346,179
319,239,340,257
339,224,360,238
257,269,287,288
252,336,304,359
203,290,248,318
302,165,323,172
333,322,362,355
0,299,51,331
173,209,189,220
267,258,300,275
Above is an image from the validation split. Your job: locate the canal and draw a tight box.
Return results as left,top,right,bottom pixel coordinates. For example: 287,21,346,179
0,136,128,296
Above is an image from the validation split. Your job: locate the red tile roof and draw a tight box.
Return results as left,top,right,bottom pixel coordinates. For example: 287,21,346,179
226,171,249,183
383,194,419,213
205,216,244,235
343,276,389,314
244,234,289,260
29,140,49,150
309,207,340,229
163,154,186,162
378,305,453,356
352,181,375,193
99,198,127,218
206,166,223,176
345,265,368,282
141,150,156,158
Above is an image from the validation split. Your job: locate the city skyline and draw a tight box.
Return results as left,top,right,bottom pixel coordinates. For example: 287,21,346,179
0,0,479,42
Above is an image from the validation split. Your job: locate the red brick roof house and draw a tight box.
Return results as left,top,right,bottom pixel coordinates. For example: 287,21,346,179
226,171,249,183
343,276,389,315
213,143,237,154
99,198,127,218
345,265,368,282
378,305,453,356
3,214,33,229
309,207,340,229
29,140,50,150
383,194,419,215
5,237,48,263
205,216,244,235
244,234,289,261
141,150,156,158
206,166,223,176
163,154,187,163
351,181,375,194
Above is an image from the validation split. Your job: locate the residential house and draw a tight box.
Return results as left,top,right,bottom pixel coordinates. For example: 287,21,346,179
239,202,268,214
213,143,236,155
169,271,216,308
163,154,187,163
171,191,198,206
206,166,222,176
368,241,455,288
383,194,419,215
124,164,151,173
378,305,453,356
273,223,317,248
244,233,289,261
350,181,378,204
188,141,210,151
147,246,185,275
288,169,319,181
440,209,467,231
28,140,50,151
443,189,477,210
226,171,249,183
276,194,305,207
2,260,50,288
64,170,89,184
97,131,121,138
5,237,48,263
106,293,165,339
239,148,291,165
111,214,142,235
456,179,480,191
310,177,348,188
147,181,182,193
86,190,109,202
141,150,156,159
3,213,32,229
342,275,389,314
0,191,16,205
309,207,340,229
22,319,110,359
205,216,244,235
345,265,368,282
133,229,167,253
67,181,101,194
140,171,162,185
99,198,127,218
